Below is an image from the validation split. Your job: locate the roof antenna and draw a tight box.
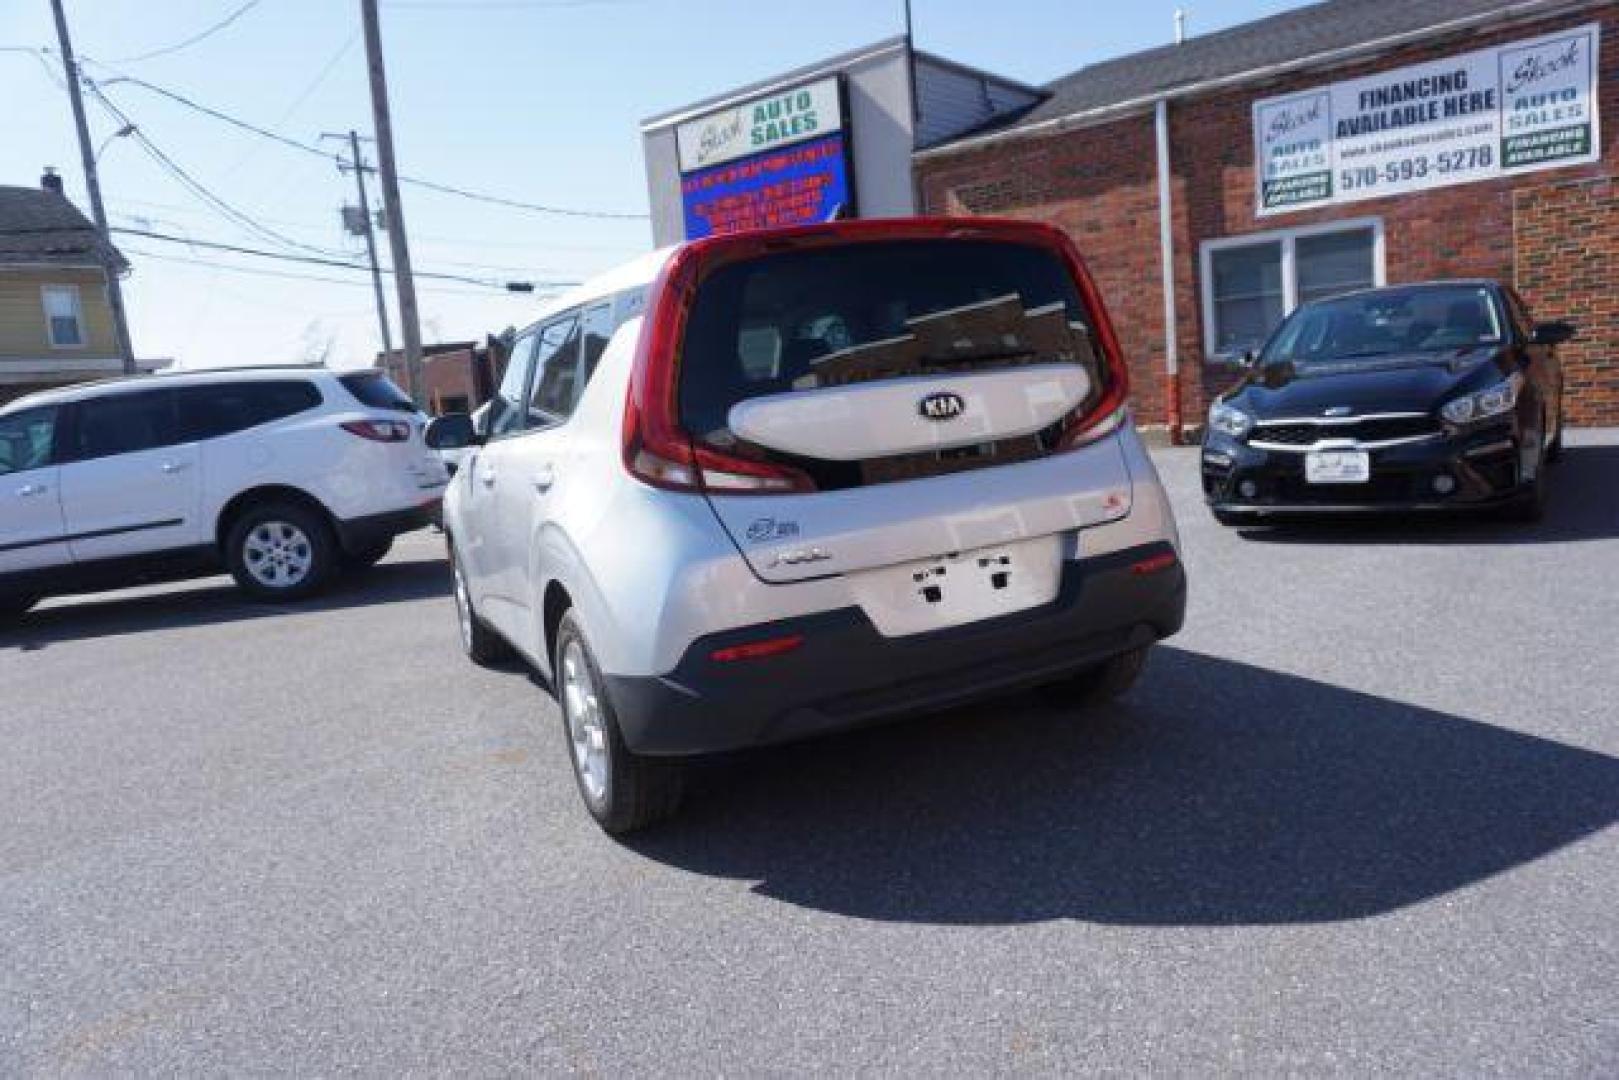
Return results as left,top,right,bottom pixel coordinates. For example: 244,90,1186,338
1174,7,1186,44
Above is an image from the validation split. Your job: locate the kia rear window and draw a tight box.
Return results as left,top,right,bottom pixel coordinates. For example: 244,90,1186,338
678,239,1105,486
340,371,417,413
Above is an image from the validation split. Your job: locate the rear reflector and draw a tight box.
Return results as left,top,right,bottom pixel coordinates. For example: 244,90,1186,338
709,634,805,663
1129,551,1178,576
341,419,412,442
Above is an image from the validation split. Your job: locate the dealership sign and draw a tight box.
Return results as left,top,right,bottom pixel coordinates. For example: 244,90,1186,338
1254,23,1601,216
676,76,845,172
676,76,855,239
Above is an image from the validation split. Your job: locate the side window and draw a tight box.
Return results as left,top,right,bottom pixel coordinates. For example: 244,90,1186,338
487,333,537,438
528,313,582,424
71,390,184,461
179,381,323,441
580,303,614,388
0,406,58,477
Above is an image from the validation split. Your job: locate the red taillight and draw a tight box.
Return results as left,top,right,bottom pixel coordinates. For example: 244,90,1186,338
341,419,412,442
622,247,814,495
710,634,805,663
1130,550,1178,576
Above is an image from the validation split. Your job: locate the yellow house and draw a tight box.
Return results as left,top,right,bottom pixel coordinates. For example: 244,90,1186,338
0,172,162,408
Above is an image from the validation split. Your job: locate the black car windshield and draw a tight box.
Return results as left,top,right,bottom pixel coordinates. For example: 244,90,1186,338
1260,285,1506,366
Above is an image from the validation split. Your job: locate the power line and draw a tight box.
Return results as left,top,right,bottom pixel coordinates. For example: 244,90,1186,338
119,245,542,297
106,0,263,64
81,61,649,220
111,225,581,290
82,79,355,261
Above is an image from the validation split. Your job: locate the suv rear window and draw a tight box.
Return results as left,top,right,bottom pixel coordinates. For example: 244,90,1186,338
340,371,417,413
179,380,323,440
678,239,1103,487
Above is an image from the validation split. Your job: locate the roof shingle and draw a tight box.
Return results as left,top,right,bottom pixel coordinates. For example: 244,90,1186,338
0,185,128,271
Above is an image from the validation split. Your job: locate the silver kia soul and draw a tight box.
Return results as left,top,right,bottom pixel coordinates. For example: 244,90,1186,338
429,218,1185,833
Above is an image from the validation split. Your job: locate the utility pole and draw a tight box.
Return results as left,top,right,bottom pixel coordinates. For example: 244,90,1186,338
49,0,136,375
324,131,394,367
358,0,424,404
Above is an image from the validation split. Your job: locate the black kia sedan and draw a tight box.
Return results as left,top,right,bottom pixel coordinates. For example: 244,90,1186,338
1202,281,1572,525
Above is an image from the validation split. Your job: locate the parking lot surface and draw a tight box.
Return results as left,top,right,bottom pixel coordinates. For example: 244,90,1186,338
3,432,1617,1075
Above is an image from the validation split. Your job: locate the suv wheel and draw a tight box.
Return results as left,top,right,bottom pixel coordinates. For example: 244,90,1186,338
1040,646,1152,708
225,501,337,601
554,610,684,834
450,548,511,665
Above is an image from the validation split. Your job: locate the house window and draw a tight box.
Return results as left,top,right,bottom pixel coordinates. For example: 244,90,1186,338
1201,219,1382,357
42,285,86,348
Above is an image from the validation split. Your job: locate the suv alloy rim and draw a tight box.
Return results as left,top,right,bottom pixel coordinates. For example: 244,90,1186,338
243,522,314,588
560,639,609,800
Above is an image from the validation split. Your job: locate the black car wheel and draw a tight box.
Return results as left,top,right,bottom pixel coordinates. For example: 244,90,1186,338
554,609,685,834
1502,429,1548,524
450,547,513,666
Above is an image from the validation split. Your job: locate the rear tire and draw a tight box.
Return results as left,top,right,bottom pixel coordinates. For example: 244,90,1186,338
554,610,684,834
224,501,338,602
1040,646,1152,708
450,547,512,666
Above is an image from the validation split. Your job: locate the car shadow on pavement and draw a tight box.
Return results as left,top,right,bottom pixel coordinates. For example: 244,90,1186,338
628,645,1619,926
1229,444,1619,545
0,557,449,652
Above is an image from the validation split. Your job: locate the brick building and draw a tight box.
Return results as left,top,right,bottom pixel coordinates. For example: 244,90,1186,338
915,0,1619,434
376,338,507,416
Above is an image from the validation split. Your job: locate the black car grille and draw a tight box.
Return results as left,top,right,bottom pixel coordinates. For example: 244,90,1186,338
1251,415,1439,446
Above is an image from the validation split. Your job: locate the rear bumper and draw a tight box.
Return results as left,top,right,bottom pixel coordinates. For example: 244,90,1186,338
604,542,1185,756
335,501,439,552
1201,421,1530,515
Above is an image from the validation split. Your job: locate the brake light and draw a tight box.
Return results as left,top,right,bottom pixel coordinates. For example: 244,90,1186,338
1129,550,1178,576
622,247,814,495
710,634,805,663
341,419,412,442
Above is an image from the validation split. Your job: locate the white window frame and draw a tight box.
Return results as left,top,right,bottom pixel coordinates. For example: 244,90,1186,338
40,284,87,350
1199,216,1385,359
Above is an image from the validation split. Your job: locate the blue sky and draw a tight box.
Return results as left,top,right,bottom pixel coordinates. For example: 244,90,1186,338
1,0,1299,368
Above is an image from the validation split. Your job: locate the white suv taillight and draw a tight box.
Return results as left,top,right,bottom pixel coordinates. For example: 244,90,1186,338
341,419,412,442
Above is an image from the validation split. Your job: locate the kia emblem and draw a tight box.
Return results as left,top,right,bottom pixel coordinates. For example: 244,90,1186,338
919,391,966,421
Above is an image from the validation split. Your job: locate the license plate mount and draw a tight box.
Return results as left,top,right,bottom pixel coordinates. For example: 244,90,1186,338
1305,449,1371,484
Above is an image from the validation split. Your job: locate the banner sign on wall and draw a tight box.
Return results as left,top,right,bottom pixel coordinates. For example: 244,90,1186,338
1254,22,1601,216
681,133,852,239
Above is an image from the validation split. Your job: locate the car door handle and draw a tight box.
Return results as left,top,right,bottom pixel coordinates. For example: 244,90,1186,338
160,460,192,474
478,468,497,488
16,482,49,497
532,464,555,492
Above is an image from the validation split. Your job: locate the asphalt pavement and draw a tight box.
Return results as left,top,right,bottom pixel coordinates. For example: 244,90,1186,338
3,432,1617,1075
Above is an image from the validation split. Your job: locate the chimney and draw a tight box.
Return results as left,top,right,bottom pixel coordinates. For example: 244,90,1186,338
1174,8,1186,45
41,167,64,195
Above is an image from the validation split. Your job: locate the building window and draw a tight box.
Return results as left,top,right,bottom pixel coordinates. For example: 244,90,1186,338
42,285,86,348
1201,219,1383,357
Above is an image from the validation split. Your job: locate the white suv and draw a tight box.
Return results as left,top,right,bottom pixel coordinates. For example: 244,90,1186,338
0,366,447,613
430,219,1185,833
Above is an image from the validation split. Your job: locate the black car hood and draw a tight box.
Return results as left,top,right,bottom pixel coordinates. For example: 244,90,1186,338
1232,348,1511,418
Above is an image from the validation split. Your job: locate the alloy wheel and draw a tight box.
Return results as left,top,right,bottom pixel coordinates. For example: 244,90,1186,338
242,521,314,589
560,639,609,801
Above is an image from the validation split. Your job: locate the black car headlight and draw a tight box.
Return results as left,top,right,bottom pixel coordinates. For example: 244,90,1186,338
1441,372,1523,425
1208,401,1255,439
